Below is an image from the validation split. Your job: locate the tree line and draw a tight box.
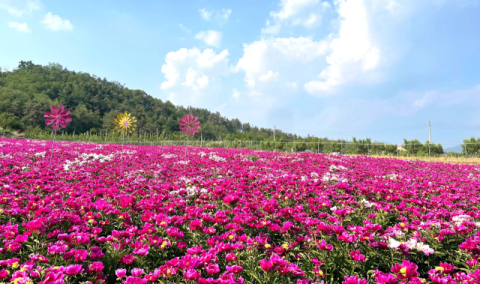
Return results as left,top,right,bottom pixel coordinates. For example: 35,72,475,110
0,61,300,142
0,60,471,156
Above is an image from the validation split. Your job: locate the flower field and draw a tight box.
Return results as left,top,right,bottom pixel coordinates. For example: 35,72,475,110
1,138,480,284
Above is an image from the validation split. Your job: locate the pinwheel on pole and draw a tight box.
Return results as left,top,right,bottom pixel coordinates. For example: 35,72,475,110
44,105,72,169
114,112,137,169
179,114,200,163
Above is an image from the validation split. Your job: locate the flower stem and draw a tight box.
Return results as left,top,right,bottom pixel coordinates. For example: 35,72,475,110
121,132,124,172
48,129,57,169
185,135,188,163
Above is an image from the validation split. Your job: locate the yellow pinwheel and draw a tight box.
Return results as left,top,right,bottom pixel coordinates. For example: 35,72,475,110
114,112,137,134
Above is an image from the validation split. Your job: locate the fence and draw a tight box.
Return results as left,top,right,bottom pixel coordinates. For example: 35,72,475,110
13,131,480,160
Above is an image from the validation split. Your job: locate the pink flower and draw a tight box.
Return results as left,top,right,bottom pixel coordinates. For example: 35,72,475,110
349,250,366,262
177,241,187,249
259,259,273,272
90,246,104,259
317,240,333,251
0,269,9,279
121,254,136,264
226,253,238,262
116,268,126,278
187,245,202,255
89,262,104,273
65,264,83,275
184,269,200,281
342,275,368,284
190,219,203,231
467,259,478,267
44,105,72,130
391,260,419,279
41,272,64,284
74,250,88,262
131,268,144,277
374,270,397,284
125,276,146,284
206,263,220,274
226,265,243,274
179,115,201,136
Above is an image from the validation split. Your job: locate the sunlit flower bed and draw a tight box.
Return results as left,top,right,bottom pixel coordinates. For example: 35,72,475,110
1,138,480,284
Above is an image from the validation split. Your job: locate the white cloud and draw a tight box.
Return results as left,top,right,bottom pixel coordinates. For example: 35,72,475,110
8,22,31,32
219,9,231,20
199,8,213,20
160,47,230,104
270,0,331,29
232,88,240,98
232,37,330,116
183,68,209,90
261,20,282,35
199,8,232,24
413,91,437,108
0,0,41,16
234,37,330,88
178,24,191,34
304,0,381,95
286,82,298,90
42,12,73,31
259,70,279,82
195,30,222,48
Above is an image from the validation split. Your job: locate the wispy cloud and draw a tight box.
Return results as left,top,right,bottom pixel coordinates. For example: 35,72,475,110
195,30,222,48
199,8,232,24
178,24,191,34
199,8,213,21
8,21,31,32
0,0,41,16
42,12,73,31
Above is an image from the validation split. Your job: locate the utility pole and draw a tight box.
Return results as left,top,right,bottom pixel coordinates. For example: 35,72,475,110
428,121,431,157
429,121,431,143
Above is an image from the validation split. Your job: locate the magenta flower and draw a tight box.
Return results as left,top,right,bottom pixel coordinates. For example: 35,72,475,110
342,275,368,284
89,261,104,272
74,249,88,262
65,264,83,275
391,260,419,280
184,269,200,281
0,269,8,279
259,259,273,271
179,114,201,136
317,240,334,251
131,268,144,277
206,263,220,274
349,250,366,262
374,270,397,284
44,105,72,130
226,265,243,274
116,268,126,278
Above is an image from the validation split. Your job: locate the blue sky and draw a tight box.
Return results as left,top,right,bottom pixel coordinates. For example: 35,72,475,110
1,0,480,146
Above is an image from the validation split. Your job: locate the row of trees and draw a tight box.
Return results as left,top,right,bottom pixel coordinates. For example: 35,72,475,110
2,61,478,157
0,61,298,141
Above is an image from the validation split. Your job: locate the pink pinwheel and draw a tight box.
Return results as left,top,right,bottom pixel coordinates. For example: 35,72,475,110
44,105,71,169
44,105,72,130
179,115,200,136
179,114,201,164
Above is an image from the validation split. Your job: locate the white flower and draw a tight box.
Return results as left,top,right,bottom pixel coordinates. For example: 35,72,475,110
388,238,401,249
416,242,434,255
405,239,417,249
209,154,226,162
360,199,376,208
35,152,46,158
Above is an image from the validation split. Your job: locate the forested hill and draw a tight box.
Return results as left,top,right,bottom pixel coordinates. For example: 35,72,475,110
0,61,298,141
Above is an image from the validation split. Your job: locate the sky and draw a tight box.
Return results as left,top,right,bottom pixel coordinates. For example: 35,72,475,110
1,0,480,146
